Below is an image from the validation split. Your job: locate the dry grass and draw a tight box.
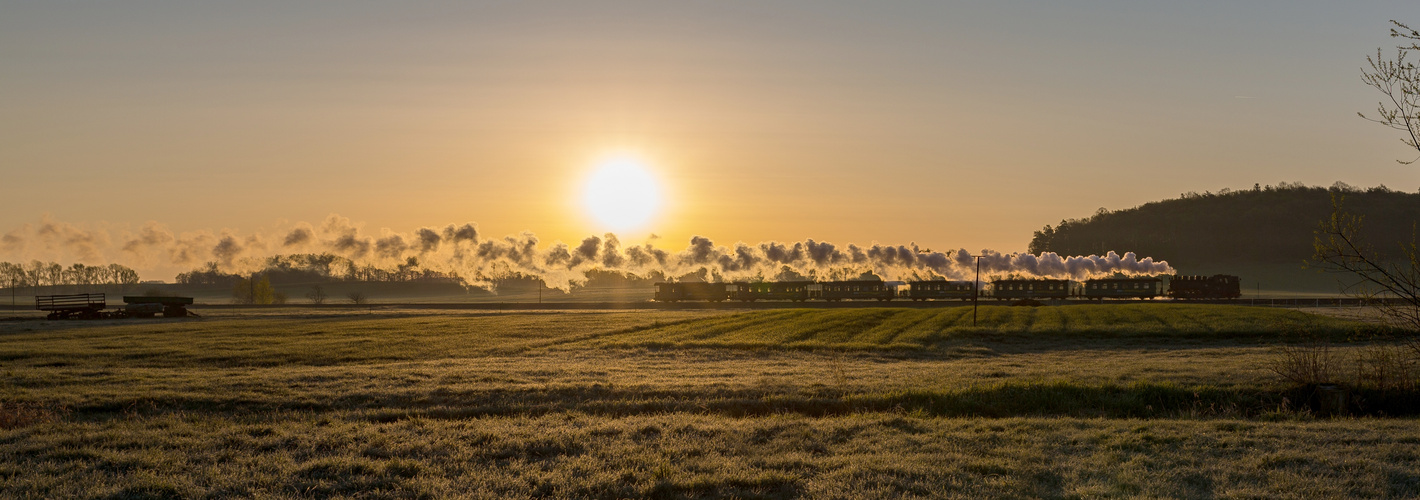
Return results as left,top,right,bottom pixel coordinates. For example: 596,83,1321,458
0,401,66,430
0,305,1416,498
582,305,1381,350
5,413,1420,498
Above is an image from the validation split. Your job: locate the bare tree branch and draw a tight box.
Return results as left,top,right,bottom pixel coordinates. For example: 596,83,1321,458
1314,195,1420,330
1360,21,1420,164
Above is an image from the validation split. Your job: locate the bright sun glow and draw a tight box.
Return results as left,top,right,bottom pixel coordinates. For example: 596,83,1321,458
582,155,662,232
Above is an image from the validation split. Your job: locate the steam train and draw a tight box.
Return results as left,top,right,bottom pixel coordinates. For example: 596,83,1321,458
652,274,1240,302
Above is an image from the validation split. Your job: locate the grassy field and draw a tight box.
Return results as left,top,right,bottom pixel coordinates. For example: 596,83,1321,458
2,304,1417,498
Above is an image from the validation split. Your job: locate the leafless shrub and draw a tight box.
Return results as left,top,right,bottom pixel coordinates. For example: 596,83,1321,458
347,291,368,305
1268,342,1338,386
272,292,288,305
306,285,327,305
1353,344,1419,393
1270,340,1420,393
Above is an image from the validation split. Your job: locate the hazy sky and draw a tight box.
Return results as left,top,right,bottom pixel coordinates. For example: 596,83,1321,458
2,1,1418,278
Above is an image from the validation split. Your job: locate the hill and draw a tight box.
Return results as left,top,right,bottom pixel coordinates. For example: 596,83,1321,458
1027,183,1420,294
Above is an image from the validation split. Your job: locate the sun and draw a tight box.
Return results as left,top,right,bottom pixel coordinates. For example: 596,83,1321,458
582,154,663,232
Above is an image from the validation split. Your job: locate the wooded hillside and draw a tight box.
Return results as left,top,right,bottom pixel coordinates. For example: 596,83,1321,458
1028,183,1420,272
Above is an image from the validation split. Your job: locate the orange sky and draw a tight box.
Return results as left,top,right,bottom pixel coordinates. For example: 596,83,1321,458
2,2,1418,279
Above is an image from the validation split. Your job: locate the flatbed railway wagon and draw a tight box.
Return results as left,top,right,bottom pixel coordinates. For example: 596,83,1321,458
732,281,812,302
122,296,196,317
35,294,201,319
1082,277,1163,300
653,282,735,302
1167,274,1241,299
35,293,107,320
906,280,976,301
991,279,1072,300
814,280,896,302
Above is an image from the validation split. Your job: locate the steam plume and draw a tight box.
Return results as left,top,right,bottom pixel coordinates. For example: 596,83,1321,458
0,214,1175,290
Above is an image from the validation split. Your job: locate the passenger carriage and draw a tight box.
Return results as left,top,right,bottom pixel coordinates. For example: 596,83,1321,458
906,280,976,301
1082,277,1162,300
991,279,1071,300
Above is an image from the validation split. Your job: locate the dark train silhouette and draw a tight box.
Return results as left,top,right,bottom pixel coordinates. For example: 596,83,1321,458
653,274,1241,302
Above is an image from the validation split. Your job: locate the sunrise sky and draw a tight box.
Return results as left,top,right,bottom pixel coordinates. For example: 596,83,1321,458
3,1,1418,279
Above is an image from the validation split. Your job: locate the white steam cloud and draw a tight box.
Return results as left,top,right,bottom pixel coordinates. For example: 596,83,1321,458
0,214,1174,290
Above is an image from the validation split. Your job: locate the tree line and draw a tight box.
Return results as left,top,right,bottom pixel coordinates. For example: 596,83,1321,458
0,261,142,294
1028,183,1420,268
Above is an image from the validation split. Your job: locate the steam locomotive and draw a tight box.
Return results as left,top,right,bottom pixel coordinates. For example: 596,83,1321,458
652,275,1241,302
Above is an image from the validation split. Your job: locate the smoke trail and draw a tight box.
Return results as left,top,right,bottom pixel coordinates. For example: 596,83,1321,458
34,217,110,262
0,214,1176,290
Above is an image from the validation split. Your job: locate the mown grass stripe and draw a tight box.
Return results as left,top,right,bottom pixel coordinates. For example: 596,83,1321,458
855,310,939,345
568,304,1389,352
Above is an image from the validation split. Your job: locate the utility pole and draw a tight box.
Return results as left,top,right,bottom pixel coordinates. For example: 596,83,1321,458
538,279,542,304
973,255,982,327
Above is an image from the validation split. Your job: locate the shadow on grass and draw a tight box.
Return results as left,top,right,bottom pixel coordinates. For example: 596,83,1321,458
58,382,1420,422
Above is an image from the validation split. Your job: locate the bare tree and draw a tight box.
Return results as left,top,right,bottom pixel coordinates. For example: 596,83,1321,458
43,263,63,292
0,262,25,307
1313,21,1420,332
306,285,327,305
1359,20,1420,164
1313,196,1419,330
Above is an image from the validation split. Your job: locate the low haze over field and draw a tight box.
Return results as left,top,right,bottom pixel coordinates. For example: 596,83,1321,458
2,2,1417,280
